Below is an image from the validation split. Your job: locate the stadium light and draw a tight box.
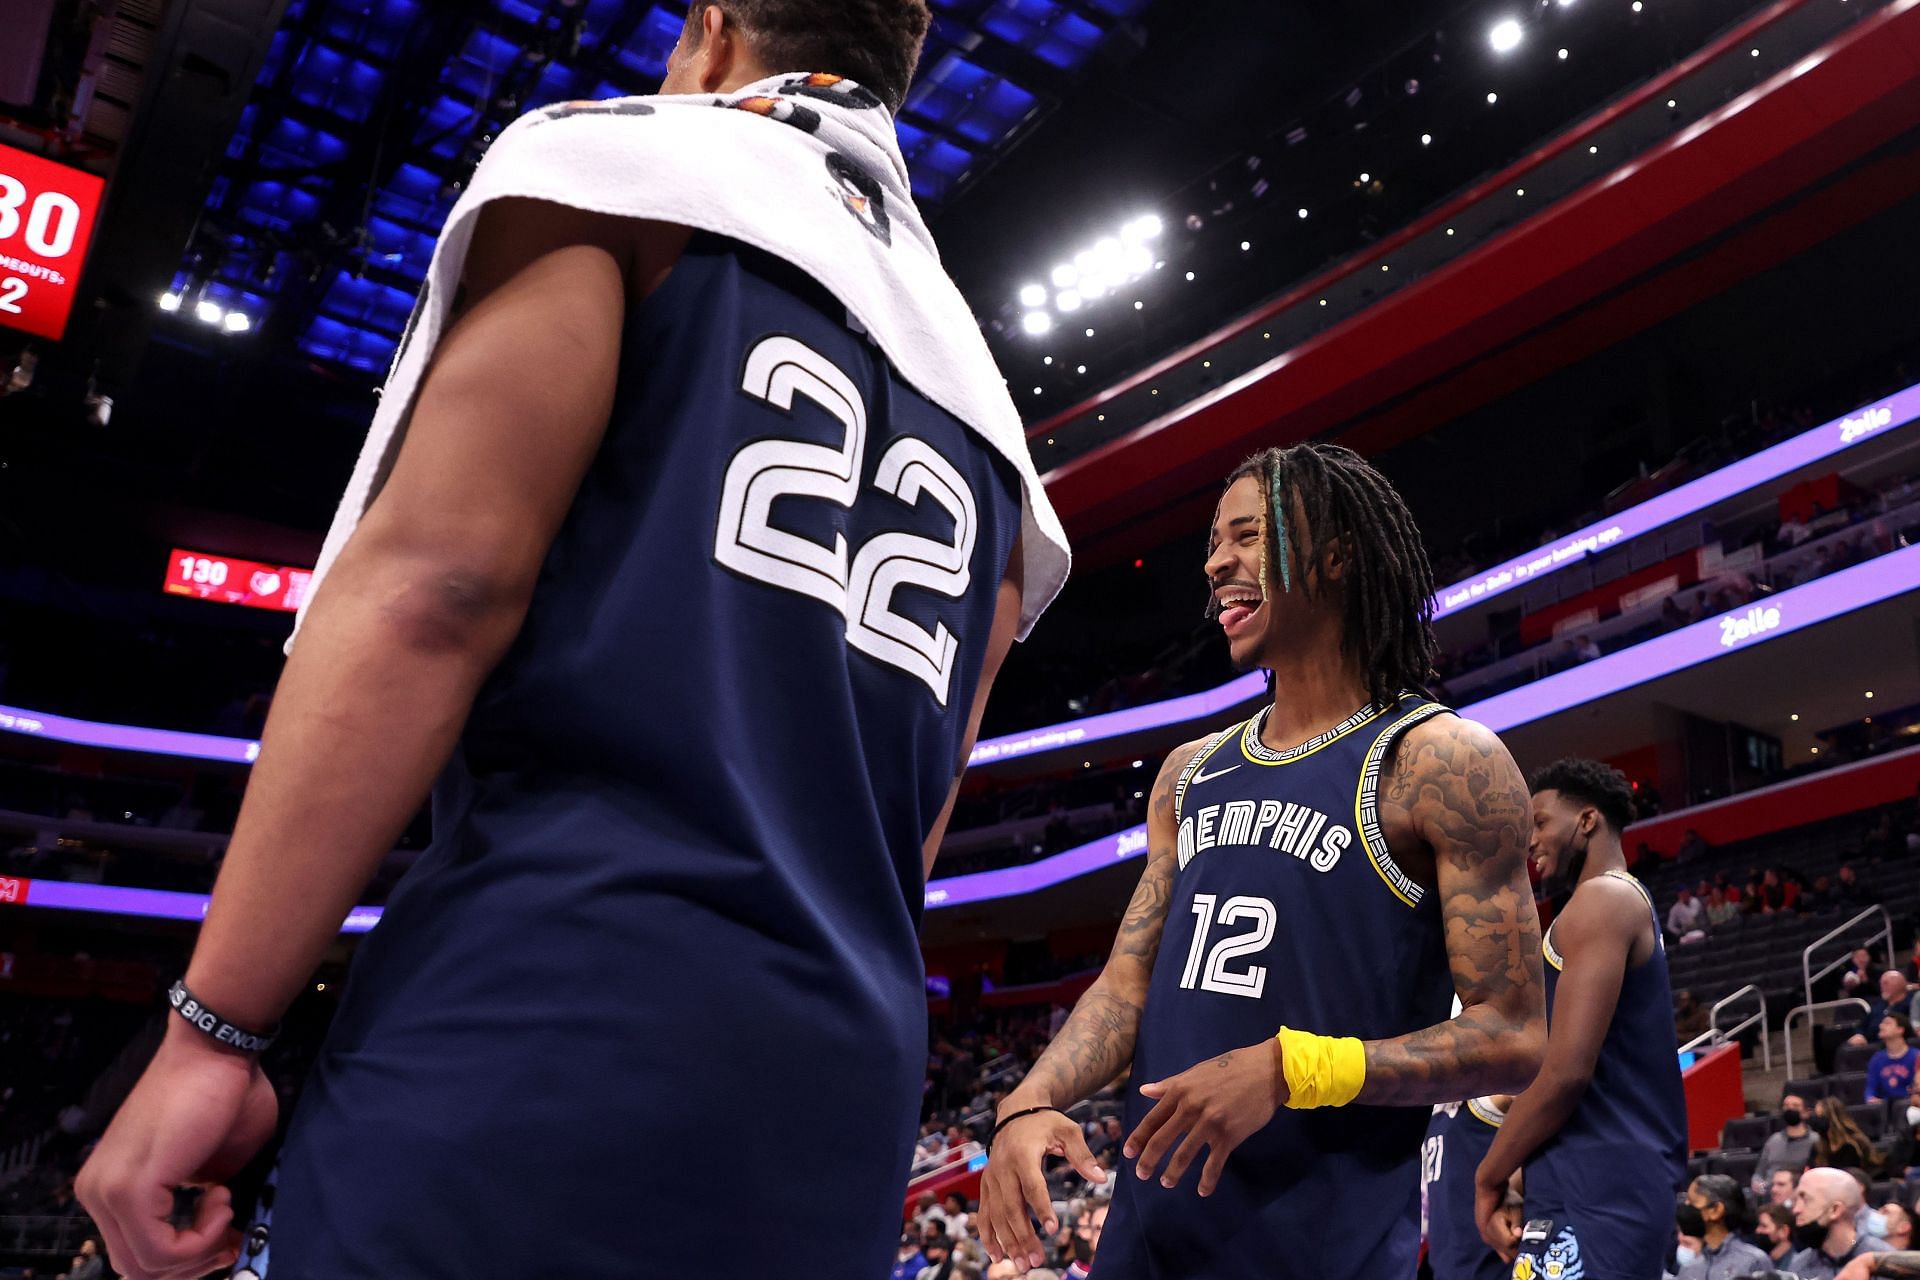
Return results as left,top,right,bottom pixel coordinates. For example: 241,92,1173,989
1489,18,1523,53
1020,311,1052,336
223,313,252,333
1056,290,1082,312
194,301,224,325
1018,283,1047,307
158,292,181,312
1050,263,1077,288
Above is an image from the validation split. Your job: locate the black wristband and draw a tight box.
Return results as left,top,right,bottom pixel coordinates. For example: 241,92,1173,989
167,980,278,1055
990,1104,1068,1145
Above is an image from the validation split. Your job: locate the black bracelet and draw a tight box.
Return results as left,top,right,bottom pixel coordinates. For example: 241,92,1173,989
167,980,278,1055
990,1105,1068,1145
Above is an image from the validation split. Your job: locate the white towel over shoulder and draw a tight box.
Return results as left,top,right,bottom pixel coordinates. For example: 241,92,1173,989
289,72,1069,651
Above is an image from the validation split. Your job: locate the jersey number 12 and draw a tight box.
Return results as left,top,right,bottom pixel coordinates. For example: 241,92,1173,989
714,335,978,705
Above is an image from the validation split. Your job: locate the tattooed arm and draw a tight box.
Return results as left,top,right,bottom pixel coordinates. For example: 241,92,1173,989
1355,715,1547,1105
977,737,1202,1266
1003,737,1201,1109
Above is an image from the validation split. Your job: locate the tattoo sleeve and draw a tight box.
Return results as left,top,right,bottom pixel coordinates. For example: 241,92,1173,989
1873,1252,1920,1278
1008,739,1201,1110
1353,718,1547,1106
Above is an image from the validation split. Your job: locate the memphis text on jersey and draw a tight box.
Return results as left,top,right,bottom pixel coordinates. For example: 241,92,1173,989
1176,799,1353,873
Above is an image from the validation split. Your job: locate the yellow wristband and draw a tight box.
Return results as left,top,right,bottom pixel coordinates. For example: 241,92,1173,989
1275,1026,1367,1109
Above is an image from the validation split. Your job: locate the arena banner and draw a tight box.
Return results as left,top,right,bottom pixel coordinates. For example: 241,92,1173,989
0,141,106,341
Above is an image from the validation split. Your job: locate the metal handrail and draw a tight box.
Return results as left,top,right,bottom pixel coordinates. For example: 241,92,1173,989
1803,905,1893,1010
1680,984,1770,1070
1783,997,1871,1079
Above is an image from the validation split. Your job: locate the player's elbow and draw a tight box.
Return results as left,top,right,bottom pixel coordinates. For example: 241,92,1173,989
1490,1012,1548,1093
328,534,537,659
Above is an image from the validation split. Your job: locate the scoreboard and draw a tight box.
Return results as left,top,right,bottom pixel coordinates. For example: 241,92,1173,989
0,141,106,342
165,548,313,613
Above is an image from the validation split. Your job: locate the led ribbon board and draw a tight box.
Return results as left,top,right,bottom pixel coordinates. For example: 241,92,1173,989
6,544,1915,925
0,142,105,341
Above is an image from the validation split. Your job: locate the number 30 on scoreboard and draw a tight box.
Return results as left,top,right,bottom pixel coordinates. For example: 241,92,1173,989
0,141,106,342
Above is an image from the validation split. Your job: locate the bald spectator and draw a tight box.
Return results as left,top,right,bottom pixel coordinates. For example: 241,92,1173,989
1851,972,1915,1046
1787,1167,1891,1279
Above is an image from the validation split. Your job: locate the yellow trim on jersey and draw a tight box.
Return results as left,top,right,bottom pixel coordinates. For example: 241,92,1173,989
1237,702,1387,766
1351,699,1451,911
1542,870,1654,972
1465,1097,1506,1128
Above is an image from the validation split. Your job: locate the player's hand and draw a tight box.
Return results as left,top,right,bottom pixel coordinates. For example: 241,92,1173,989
76,1021,279,1280
1124,1038,1285,1197
1473,1175,1520,1262
978,1107,1104,1269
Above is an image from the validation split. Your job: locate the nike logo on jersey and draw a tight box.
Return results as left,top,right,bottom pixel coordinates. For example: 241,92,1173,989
1191,763,1240,786
1177,799,1352,872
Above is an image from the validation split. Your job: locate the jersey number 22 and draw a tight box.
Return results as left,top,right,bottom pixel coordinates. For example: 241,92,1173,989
714,334,978,705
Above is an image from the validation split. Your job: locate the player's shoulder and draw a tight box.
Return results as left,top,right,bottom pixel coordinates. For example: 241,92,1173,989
1393,709,1510,767
1561,872,1654,938
1154,733,1220,790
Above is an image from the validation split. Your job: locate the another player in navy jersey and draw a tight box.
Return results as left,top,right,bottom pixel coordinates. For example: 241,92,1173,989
74,5,1070,1280
979,444,1546,1279
1424,1096,1519,1280
1474,758,1687,1280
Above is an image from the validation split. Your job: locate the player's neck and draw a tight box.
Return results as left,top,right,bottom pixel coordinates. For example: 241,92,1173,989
1574,838,1628,886
1260,648,1372,749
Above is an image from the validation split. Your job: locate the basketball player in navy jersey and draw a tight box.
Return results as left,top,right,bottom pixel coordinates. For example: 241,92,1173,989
980,444,1547,1279
1473,758,1686,1280
76,5,1068,1280
1424,1094,1519,1280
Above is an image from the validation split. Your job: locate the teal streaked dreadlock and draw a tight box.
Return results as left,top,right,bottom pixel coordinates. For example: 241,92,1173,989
1209,443,1440,711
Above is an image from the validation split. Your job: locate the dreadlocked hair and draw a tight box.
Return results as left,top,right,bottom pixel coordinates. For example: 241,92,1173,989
1210,443,1439,711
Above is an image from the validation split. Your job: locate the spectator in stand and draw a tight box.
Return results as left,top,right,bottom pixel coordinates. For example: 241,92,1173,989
1670,888,1710,941
1754,1095,1815,1195
1866,1014,1920,1103
1850,973,1915,1047
1801,876,1834,915
1768,1169,1800,1208
942,1193,972,1241
1571,633,1603,664
1716,871,1741,906
1788,1167,1890,1279
1812,1097,1879,1174
1758,868,1797,914
1678,1174,1771,1278
1885,1203,1915,1251
1743,869,1767,916
894,1232,928,1280
1843,949,1878,998
1085,1116,1123,1158
1707,887,1740,929
917,1232,953,1280
1779,513,1814,549
1757,1203,1797,1267
68,1239,104,1280
1836,865,1868,909
1902,942,1920,990
1679,828,1713,862
1676,1204,1708,1272
1676,990,1712,1045
1063,1202,1105,1280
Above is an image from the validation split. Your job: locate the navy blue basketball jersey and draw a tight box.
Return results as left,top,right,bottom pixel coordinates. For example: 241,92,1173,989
260,235,1022,1278
1096,693,1456,1280
1423,1099,1511,1280
1522,870,1688,1279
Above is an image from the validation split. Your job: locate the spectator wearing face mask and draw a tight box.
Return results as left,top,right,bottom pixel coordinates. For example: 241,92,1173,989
1787,1167,1891,1279
1884,1203,1915,1251
1676,1175,1772,1278
1867,1014,1920,1103
894,1232,928,1280
1754,1096,1815,1195
1757,1203,1798,1266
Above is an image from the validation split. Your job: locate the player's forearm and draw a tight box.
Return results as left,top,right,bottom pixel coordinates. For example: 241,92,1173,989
1354,998,1545,1107
1004,981,1146,1111
1871,1251,1920,1277
1474,1067,1586,1188
184,551,529,1030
